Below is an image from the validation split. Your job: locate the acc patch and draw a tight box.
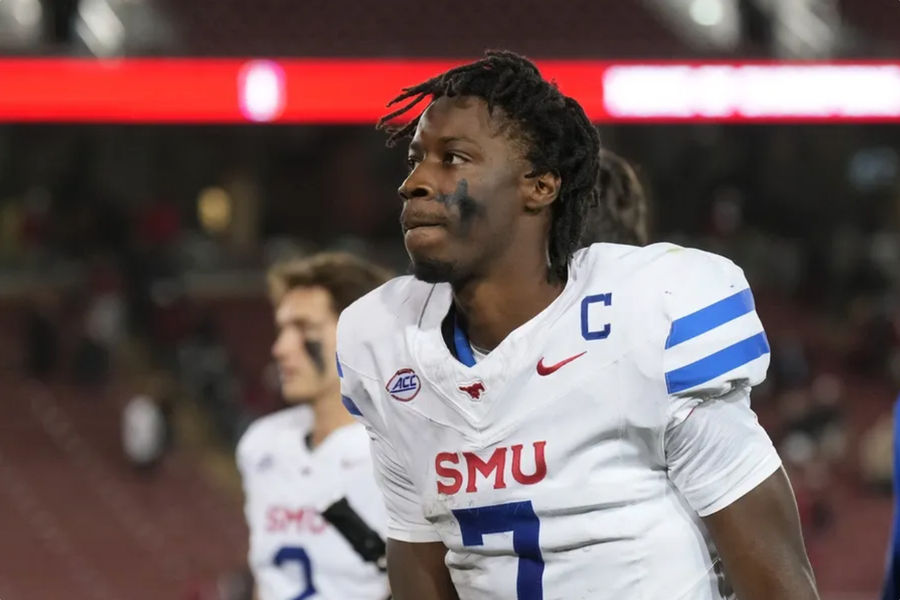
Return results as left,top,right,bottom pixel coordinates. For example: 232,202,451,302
385,368,421,402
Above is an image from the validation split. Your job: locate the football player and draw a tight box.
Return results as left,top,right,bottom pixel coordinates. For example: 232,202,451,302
336,52,818,600
237,252,391,600
580,149,650,247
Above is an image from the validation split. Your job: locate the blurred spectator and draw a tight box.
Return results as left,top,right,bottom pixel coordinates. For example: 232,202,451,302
0,199,24,260
889,348,900,388
178,315,245,445
847,295,898,376
72,259,126,385
20,186,52,254
122,394,167,470
39,0,80,45
808,374,848,463
777,373,848,536
738,0,775,54
859,412,893,494
770,332,811,390
138,196,182,248
24,288,60,378
71,334,108,385
84,265,126,349
777,375,847,457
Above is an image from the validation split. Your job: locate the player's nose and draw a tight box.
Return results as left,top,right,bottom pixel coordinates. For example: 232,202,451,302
398,167,435,202
271,330,292,360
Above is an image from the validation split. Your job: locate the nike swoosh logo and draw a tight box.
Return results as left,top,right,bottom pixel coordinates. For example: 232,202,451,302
536,351,587,376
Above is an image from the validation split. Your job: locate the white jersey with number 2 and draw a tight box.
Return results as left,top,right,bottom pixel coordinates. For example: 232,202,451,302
236,406,389,600
336,242,782,600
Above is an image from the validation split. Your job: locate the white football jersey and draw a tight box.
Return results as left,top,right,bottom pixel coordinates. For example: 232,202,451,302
236,406,389,600
336,243,782,600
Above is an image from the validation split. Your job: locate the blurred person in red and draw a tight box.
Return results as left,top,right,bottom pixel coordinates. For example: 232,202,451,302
236,253,392,600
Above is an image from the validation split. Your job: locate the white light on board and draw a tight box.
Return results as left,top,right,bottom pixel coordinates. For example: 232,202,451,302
238,60,286,122
603,64,900,119
689,0,724,27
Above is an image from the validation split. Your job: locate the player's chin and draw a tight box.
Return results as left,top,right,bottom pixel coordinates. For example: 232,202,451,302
281,382,315,404
409,255,457,283
405,228,457,282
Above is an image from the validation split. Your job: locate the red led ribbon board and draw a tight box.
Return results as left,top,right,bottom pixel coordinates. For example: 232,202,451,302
1,58,900,123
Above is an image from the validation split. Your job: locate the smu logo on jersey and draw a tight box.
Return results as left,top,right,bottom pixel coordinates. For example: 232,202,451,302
386,368,420,401
265,505,327,534
458,381,486,400
435,441,547,495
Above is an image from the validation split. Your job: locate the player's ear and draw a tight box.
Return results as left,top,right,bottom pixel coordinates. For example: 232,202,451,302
523,171,560,213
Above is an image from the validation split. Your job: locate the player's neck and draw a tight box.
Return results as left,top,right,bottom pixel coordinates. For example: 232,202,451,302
452,254,564,352
308,389,355,449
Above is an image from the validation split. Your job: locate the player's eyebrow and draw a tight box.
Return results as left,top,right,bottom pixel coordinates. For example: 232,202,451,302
438,135,477,145
275,315,312,329
408,136,478,153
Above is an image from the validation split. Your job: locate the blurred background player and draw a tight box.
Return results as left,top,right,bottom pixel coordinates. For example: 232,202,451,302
236,252,391,600
580,149,651,247
585,149,650,246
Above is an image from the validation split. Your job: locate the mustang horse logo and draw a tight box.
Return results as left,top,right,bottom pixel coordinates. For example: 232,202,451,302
458,381,486,400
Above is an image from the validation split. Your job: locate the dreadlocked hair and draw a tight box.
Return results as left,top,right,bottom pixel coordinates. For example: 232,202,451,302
378,50,602,283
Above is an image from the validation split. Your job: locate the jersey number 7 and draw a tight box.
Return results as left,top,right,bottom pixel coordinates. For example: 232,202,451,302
452,500,544,600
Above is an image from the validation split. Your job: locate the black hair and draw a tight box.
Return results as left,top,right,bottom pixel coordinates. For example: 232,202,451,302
378,50,601,283
580,150,650,247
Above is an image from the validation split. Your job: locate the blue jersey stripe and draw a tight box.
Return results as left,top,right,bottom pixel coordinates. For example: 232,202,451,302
882,395,900,600
336,353,344,378
665,331,770,394
341,395,362,417
665,288,755,349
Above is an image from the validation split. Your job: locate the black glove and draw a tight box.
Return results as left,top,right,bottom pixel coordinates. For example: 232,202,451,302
321,497,388,572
